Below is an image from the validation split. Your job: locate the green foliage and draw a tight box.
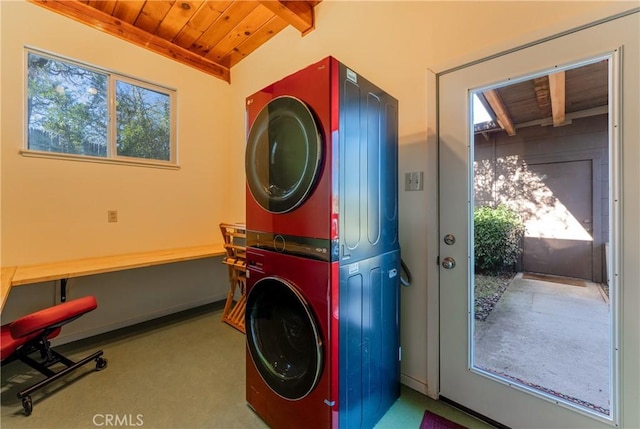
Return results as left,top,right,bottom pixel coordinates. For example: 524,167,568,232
27,52,171,162
474,205,525,274
116,82,171,161
27,53,108,156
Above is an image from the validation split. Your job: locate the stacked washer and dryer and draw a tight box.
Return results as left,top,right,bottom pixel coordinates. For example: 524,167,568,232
244,57,400,429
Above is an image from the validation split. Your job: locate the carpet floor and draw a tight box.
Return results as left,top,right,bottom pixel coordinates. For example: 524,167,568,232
1,302,492,429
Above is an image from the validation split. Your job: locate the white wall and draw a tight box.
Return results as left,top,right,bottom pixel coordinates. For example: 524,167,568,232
1,1,234,265
0,1,236,335
0,2,3,272
228,0,638,397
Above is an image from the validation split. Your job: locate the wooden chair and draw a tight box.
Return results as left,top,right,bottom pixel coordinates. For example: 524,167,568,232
219,223,247,333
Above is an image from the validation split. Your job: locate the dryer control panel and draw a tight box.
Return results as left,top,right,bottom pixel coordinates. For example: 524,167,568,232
246,230,338,262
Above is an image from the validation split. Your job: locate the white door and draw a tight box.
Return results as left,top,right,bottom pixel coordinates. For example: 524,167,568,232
438,12,639,428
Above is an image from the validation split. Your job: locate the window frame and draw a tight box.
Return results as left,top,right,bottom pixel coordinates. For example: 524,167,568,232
23,47,178,169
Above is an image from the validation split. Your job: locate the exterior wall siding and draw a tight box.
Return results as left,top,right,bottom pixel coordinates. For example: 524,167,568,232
474,114,608,281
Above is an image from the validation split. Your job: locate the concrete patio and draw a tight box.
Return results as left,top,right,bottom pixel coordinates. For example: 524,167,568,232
474,272,611,414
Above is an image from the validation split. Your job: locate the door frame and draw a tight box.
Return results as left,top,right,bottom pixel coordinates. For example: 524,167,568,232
426,6,640,426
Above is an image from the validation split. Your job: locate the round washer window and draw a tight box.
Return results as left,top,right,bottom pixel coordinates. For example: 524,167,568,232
246,277,323,400
245,96,322,213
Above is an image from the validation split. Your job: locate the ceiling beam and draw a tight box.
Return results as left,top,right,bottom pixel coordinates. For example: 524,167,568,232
514,105,607,130
258,0,315,35
28,0,230,82
548,71,566,127
483,89,516,136
532,76,552,118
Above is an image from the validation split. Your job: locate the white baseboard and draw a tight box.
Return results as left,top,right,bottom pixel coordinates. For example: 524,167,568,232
401,373,435,398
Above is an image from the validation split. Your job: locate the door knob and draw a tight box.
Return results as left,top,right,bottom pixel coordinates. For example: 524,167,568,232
441,257,456,270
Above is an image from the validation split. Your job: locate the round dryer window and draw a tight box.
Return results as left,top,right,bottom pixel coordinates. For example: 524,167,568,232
245,277,323,400
245,96,322,213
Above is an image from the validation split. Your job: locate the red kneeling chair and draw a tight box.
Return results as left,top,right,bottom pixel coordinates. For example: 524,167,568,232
1,296,107,415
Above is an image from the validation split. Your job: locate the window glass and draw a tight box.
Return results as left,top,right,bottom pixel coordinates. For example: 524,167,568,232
27,52,108,156
26,50,175,165
116,80,171,161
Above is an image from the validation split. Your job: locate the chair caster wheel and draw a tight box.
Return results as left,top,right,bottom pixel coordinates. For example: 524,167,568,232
95,357,108,371
22,396,33,416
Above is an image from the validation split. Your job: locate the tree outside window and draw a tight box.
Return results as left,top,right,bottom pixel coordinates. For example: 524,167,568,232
26,50,175,164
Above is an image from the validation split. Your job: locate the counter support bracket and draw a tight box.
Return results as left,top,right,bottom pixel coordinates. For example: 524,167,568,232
60,278,68,302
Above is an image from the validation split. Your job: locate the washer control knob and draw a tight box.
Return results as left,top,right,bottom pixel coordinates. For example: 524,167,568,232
274,235,286,252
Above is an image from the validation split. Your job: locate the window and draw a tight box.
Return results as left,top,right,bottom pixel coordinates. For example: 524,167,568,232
26,49,176,165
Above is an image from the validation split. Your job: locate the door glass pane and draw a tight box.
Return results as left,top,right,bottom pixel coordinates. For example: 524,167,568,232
470,59,613,417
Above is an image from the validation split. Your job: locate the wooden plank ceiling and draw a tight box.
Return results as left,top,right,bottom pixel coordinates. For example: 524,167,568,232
476,60,608,136
29,0,322,82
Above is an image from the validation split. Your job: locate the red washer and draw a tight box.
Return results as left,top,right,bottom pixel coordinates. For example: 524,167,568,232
244,58,401,429
244,247,340,429
245,57,339,239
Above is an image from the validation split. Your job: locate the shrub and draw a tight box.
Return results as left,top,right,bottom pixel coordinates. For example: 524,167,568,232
474,205,525,274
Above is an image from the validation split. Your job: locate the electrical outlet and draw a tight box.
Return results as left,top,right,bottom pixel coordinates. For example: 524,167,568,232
107,210,118,222
404,171,424,191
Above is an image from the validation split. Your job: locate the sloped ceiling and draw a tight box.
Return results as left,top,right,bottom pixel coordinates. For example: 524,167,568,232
29,0,322,82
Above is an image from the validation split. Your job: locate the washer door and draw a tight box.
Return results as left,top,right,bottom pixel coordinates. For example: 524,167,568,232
245,96,322,214
246,277,323,400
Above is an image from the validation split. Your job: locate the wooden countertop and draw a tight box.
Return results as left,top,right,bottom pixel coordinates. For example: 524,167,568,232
1,266,17,315
1,244,225,313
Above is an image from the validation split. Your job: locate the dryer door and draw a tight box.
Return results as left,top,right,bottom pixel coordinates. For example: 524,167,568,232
245,96,322,214
246,277,323,400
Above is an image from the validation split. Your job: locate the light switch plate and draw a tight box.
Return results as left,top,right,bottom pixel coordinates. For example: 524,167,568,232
405,171,423,191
